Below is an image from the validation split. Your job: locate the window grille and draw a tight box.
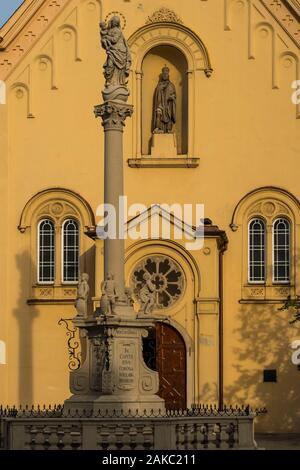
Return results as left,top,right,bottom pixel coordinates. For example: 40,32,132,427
38,219,55,283
273,218,290,283
62,219,79,283
249,219,266,283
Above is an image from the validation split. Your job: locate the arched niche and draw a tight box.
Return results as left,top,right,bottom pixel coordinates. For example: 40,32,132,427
128,22,212,162
142,45,188,156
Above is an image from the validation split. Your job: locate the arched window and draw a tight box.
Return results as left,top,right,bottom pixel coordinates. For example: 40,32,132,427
62,219,80,283
38,219,55,284
248,219,266,283
273,218,291,283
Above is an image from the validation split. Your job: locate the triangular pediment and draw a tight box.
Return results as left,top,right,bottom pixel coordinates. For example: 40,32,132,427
126,204,199,239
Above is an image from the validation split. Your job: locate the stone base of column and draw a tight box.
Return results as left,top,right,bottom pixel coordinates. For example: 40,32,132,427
64,314,166,415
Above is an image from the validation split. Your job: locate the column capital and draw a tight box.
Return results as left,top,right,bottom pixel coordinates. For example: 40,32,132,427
95,100,134,131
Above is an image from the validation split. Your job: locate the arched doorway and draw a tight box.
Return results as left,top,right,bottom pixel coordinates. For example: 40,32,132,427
143,323,187,410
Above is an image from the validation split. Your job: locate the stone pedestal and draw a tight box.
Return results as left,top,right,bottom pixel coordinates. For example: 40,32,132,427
151,133,177,158
64,316,165,414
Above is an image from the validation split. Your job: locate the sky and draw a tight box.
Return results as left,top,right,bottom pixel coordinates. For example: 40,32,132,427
0,0,24,27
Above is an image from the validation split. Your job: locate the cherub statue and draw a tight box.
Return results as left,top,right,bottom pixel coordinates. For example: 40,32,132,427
75,273,90,318
139,272,156,315
100,272,119,316
99,21,112,50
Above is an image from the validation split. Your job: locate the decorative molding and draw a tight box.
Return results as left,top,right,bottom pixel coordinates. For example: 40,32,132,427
29,286,79,303
247,287,265,297
146,7,183,25
260,0,300,48
231,186,300,229
128,157,200,168
241,285,295,302
58,318,81,371
95,101,134,131
224,0,300,118
18,187,95,232
128,22,212,162
0,0,103,82
232,187,299,300
0,0,71,80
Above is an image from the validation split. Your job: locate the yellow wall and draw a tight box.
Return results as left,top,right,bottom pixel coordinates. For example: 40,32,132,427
0,0,300,433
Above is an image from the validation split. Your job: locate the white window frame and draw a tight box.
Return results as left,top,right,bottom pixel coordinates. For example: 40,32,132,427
272,218,291,284
248,218,266,284
37,219,55,285
61,218,80,284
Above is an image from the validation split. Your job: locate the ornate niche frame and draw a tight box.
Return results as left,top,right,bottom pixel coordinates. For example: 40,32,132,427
230,187,300,303
127,16,213,169
18,188,95,304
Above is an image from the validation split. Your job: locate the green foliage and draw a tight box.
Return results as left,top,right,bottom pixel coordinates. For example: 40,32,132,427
278,296,300,324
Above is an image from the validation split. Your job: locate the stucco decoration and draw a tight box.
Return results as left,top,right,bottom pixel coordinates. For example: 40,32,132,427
18,188,95,232
146,7,183,25
0,0,103,81
230,186,300,230
18,188,95,304
230,186,300,302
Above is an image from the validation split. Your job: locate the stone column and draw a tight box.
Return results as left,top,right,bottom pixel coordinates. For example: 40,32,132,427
94,100,133,300
64,16,165,415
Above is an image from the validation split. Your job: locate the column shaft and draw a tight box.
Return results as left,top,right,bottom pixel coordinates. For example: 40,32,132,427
104,127,125,296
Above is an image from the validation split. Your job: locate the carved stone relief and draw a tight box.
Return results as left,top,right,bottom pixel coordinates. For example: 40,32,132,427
146,8,184,25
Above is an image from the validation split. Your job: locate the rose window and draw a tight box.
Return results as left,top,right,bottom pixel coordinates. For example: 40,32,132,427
131,257,185,310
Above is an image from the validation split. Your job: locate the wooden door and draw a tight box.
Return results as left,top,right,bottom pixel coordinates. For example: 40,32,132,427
156,323,186,410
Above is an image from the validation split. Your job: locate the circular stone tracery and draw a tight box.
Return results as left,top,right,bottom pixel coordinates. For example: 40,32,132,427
131,256,185,310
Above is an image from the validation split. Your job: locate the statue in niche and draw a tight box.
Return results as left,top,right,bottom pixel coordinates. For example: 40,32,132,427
139,273,156,315
99,16,131,88
152,66,176,134
75,273,90,318
100,273,119,316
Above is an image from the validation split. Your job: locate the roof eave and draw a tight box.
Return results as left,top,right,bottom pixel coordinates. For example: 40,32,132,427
0,0,44,50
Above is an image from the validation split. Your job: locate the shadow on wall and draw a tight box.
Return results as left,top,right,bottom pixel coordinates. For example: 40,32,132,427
199,383,219,403
225,299,300,433
13,251,39,406
84,245,96,308
11,246,95,406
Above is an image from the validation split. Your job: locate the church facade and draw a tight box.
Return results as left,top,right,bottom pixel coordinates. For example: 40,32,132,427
0,0,300,434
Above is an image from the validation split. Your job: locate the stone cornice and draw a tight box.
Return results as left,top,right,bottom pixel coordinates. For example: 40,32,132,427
0,0,45,49
0,0,71,80
260,0,300,48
